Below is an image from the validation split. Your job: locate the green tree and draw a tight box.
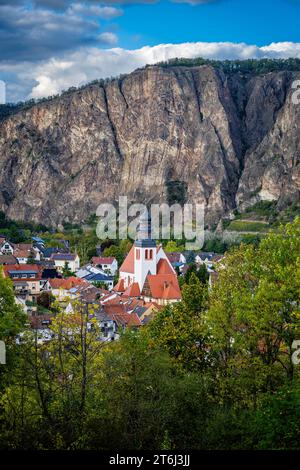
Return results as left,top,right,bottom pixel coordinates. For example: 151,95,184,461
103,245,124,266
148,273,208,370
206,218,300,404
0,269,26,397
81,329,212,450
253,380,300,449
184,262,209,285
0,303,103,449
0,269,26,342
62,262,73,278
164,240,179,253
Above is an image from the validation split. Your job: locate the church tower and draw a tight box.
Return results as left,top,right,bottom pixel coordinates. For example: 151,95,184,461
134,210,157,291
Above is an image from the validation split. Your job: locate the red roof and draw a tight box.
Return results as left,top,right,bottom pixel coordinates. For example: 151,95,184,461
92,256,116,265
119,245,135,274
157,258,175,275
0,255,18,265
29,314,53,329
103,303,126,315
49,276,85,290
113,278,125,292
123,282,140,297
2,263,41,275
110,312,141,327
14,250,31,258
16,243,33,251
144,274,181,300
2,263,42,282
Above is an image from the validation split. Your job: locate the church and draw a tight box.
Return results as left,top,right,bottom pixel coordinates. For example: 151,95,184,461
114,212,182,306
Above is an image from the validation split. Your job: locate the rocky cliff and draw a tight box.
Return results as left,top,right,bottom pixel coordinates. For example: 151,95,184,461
0,64,299,226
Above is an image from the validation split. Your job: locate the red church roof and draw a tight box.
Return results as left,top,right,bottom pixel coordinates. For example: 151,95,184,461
113,278,125,292
145,274,181,300
156,258,175,275
123,282,140,297
119,246,135,273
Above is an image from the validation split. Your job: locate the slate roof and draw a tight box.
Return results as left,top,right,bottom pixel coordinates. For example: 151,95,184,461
84,273,114,282
196,252,215,261
51,253,77,261
166,252,182,264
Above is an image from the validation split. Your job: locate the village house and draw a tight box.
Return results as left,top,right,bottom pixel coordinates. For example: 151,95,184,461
50,253,80,273
76,264,114,290
49,276,85,301
69,283,108,303
14,243,39,264
166,252,187,269
0,238,14,255
84,272,114,290
91,256,118,275
101,302,141,331
195,251,215,266
2,264,43,302
0,237,41,263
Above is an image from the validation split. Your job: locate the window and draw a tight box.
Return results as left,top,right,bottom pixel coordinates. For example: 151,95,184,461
149,249,153,260
136,249,140,260
145,249,149,260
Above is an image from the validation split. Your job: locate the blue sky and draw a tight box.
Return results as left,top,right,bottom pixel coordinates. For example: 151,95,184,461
1,0,300,101
118,0,300,49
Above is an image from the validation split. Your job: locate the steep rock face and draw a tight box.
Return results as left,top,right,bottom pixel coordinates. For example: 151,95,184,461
0,65,299,226
236,71,300,209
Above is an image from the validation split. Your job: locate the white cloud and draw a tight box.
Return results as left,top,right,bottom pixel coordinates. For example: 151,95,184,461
68,3,123,19
3,41,300,101
0,2,122,61
97,32,118,45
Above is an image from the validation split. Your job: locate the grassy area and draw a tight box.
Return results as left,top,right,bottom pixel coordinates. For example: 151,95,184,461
244,201,278,219
226,220,270,232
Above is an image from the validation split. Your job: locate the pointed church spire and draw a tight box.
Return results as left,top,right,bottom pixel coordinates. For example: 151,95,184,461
137,209,152,241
